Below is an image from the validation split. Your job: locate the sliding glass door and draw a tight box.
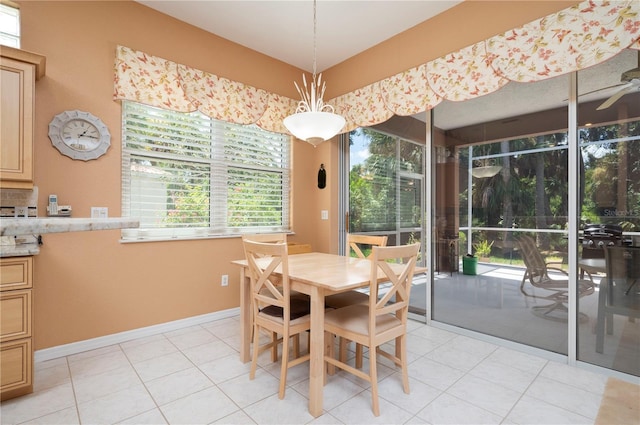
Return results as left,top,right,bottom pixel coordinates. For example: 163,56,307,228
339,48,639,378
345,123,427,317
576,49,640,376
432,73,571,355
428,47,639,373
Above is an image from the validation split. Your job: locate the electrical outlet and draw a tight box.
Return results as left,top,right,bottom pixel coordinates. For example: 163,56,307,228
321,210,329,220
221,274,229,286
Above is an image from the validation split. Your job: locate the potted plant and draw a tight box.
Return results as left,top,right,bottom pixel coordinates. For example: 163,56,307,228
473,239,494,262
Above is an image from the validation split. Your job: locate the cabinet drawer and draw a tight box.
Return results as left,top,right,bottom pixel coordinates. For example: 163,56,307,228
0,338,32,400
0,257,33,291
0,289,32,342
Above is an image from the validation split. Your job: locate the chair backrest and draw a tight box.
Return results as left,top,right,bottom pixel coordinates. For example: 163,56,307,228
516,235,550,284
242,239,290,319
604,246,640,282
368,243,420,326
347,234,388,259
604,246,640,311
243,233,287,257
242,233,287,243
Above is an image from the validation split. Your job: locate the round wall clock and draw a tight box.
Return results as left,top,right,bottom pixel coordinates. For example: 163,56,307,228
48,110,111,161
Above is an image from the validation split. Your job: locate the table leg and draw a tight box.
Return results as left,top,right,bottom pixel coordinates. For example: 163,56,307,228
239,268,251,363
308,286,325,417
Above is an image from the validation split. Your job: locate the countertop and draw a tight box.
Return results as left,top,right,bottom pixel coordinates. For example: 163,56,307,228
0,218,140,257
0,217,140,236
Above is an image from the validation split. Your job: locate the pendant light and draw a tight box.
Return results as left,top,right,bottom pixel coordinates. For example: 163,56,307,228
283,0,346,147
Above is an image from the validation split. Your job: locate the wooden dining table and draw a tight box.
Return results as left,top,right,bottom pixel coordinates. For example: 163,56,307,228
231,251,405,417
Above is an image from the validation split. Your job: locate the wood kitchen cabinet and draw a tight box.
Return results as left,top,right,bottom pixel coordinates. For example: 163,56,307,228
0,256,33,400
0,46,46,189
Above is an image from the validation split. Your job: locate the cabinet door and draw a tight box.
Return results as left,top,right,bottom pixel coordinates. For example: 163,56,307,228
0,289,32,343
0,338,32,400
0,56,35,189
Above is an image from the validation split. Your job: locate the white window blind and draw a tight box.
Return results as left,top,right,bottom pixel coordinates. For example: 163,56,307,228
0,4,20,48
121,101,290,241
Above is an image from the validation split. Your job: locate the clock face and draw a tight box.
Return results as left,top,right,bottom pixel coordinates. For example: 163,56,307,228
62,119,101,152
48,110,111,161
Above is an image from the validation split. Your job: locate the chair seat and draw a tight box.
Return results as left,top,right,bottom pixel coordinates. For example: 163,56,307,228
325,304,402,337
325,290,369,309
259,298,311,322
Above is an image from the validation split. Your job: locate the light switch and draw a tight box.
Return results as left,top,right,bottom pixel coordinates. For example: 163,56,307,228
321,210,329,220
91,207,108,218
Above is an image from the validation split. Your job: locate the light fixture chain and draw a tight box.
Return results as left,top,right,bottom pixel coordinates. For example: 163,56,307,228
313,0,317,80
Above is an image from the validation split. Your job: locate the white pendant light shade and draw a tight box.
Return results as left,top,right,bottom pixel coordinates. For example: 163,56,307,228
283,0,345,147
284,111,346,147
471,165,502,178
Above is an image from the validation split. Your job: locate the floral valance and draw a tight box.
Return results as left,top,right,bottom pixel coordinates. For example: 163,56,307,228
113,47,296,134
114,0,640,136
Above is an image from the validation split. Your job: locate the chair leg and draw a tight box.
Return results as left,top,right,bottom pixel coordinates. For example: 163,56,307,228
339,337,348,363
338,338,363,369
369,344,380,417
279,332,289,399
596,311,606,353
250,325,261,380
400,334,410,394
293,334,300,358
606,312,614,334
325,331,335,379
271,331,278,362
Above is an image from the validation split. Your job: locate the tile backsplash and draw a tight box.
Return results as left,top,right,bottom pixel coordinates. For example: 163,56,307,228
0,186,38,217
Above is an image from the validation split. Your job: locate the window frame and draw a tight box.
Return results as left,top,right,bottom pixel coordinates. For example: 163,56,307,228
120,101,292,242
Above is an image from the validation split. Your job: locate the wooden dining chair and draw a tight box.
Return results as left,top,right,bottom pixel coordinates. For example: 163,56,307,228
324,243,420,416
325,234,388,366
241,233,312,255
242,234,295,358
242,234,311,358
242,232,287,247
242,239,311,399
324,234,388,309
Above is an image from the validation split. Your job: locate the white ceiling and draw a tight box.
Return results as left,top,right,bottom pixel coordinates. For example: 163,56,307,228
135,0,462,72
135,1,637,130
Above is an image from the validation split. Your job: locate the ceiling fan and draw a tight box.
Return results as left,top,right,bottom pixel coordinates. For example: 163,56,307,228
596,51,640,110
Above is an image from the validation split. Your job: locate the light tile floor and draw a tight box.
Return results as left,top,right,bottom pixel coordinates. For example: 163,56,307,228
0,316,621,424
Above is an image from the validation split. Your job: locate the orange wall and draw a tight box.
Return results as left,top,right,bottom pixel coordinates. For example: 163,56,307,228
17,0,574,350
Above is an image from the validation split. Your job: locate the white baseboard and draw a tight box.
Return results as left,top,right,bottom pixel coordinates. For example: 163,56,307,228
34,307,240,363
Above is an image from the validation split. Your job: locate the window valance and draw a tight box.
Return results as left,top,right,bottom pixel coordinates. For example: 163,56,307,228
114,0,639,136
113,46,296,134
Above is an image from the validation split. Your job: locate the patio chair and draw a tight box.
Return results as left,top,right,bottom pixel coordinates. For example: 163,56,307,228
596,246,640,353
516,234,594,321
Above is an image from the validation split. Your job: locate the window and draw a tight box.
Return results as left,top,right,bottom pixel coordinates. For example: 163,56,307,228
121,101,291,241
0,3,20,47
